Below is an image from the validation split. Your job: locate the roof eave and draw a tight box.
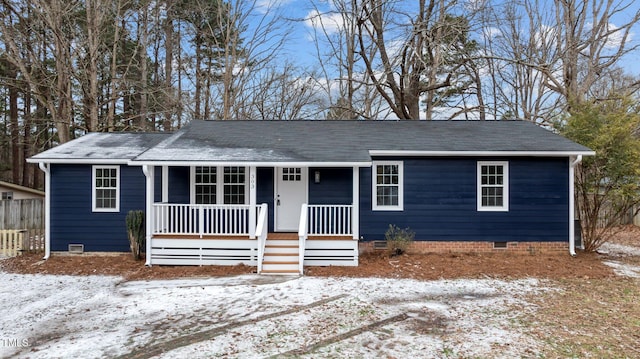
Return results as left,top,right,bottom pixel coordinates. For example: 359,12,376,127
368,150,596,157
26,158,133,165
128,160,373,167
0,181,45,196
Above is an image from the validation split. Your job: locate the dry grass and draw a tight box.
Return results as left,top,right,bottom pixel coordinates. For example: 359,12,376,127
523,278,640,358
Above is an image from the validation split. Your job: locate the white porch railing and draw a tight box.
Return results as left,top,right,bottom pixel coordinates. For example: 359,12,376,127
307,204,353,236
256,203,269,274
153,204,259,237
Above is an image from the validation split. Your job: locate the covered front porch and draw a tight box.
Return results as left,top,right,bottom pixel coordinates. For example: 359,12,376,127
140,165,363,274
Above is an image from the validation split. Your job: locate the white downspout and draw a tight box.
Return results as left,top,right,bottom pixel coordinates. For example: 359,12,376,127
38,162,51,260
569,155,582,256
142,165,154,266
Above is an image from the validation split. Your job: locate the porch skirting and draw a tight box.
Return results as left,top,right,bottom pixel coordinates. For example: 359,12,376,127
151,238,258,266
149,236,359,267
359,241,569,254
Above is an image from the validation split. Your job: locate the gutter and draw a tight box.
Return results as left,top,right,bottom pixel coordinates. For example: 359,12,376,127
38,162,51,260
569,155,583,256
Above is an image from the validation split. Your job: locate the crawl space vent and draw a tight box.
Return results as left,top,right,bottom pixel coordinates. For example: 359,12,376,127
68,244,84,253
373,241,387,250
493,242,508,249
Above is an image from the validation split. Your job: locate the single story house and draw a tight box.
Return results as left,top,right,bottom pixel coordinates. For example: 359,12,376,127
0,181,45,200
28,120,594,274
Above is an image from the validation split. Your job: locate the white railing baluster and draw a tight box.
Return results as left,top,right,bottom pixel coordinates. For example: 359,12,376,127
305,204,353,237
151,203,252,237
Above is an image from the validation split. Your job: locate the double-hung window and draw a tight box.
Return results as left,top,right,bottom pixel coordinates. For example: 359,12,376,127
223,167,246,204
477,161,509,211
372,161,403,211
195,166,217,204
193,166,247,205
92,165,120,212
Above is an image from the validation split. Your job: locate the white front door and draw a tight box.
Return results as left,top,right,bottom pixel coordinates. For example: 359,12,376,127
275,167,308,231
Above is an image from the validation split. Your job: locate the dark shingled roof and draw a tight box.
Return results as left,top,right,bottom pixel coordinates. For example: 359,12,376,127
30,132,171,161
132,120,593,163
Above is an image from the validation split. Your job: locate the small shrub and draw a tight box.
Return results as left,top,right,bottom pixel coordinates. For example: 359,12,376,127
126,210,146,260
385,224,415,257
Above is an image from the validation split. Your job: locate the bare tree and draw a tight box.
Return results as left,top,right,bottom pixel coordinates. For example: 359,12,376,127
354,0,480,119
248,63,324,120
478,0,640,122
307,0,392,120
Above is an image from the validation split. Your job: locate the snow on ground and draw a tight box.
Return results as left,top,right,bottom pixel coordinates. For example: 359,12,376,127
599,242,640,278
0,271,549,358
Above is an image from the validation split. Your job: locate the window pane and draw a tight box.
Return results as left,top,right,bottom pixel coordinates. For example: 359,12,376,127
375,164,400,208
95,168,118,209
480,171,504,208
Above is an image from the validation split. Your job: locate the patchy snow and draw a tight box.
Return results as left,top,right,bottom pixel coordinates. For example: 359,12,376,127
598,242,640,257
0,272,549,358
602,260,640,278
598,242,640,278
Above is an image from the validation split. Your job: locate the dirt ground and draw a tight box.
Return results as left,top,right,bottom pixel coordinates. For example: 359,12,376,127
0,238,624,281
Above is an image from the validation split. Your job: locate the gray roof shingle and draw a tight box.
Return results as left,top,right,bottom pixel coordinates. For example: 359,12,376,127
133,120,593,163
29,120,593,164
30,132,171,162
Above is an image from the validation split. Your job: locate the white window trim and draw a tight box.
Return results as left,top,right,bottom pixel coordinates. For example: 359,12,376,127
92,165,120,212
190,166,249,205
372,161,404,211
477,161,509,212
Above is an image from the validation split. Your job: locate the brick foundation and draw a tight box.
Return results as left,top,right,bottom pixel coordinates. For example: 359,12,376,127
359,241,569,254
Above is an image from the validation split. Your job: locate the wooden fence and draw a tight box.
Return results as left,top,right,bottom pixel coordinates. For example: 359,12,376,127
0,199,45,255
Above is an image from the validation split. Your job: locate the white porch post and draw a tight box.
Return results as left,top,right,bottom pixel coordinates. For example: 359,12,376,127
162,165,169,202
249,166,257,239
143,165,155,266
352,166,359,240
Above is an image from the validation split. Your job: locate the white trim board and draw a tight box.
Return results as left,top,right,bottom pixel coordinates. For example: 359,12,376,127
368,150,595,157
27,158,134,165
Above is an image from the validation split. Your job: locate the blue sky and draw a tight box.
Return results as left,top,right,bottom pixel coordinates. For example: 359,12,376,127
251,0,640,76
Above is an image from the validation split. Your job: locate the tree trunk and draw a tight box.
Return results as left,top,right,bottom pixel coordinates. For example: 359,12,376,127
9,67,20,184
84,0,100,132
163,0,174,130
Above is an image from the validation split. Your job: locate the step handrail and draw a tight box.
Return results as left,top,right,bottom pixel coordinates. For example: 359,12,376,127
256,203,268,274
297,203,308,275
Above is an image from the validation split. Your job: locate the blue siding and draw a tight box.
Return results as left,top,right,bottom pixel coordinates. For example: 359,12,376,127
50,164,147,252
359,157,569,242
309,167,352,205
154,166,162,202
